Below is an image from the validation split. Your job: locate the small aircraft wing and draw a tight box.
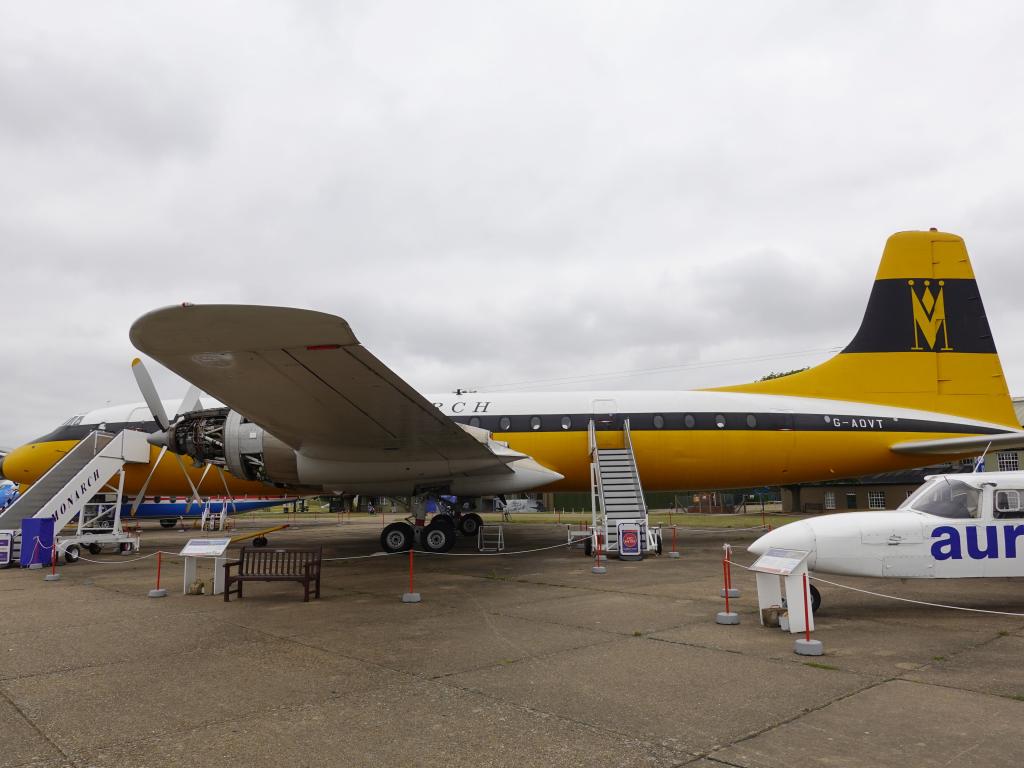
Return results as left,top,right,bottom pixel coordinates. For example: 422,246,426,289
129,304,514,468
891,431,1024,456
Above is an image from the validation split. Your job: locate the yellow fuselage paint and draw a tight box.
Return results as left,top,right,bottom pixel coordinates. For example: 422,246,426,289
494,429,973,492
6,441,272,497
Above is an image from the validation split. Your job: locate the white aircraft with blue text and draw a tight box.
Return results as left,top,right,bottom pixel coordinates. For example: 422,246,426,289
749,469,1024,611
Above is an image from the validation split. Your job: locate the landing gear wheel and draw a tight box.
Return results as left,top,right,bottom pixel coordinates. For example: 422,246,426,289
584,538,593,557
64,545,80,563
159,519,177,529
458,513,482,537
809,584,821,613
380,522,414,553
88,543,102,555
422,518,456,552
253,536,269,548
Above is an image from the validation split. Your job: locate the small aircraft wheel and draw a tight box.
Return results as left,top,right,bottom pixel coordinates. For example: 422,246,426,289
64,545,80,563
159,519,177,529
88,543,102,555
253,536,269,548
809,584,821,613
380,522,414,553
422,519,456,552
458,513,482,537
583,538,593,557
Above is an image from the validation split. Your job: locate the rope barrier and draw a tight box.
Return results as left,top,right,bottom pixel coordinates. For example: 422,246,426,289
723,557,1024,618
808,575,1024,618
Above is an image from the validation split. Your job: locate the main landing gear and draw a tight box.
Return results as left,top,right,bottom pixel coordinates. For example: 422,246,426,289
378,497,483,554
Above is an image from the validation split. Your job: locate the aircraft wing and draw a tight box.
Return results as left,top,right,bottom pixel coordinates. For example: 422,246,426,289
129,304,514,468
891,431,1024,456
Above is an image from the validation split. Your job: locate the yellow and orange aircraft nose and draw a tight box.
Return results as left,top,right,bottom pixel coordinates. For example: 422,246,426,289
1,441,77,485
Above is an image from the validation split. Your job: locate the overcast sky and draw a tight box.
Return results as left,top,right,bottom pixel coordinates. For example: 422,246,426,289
2,1,1023,445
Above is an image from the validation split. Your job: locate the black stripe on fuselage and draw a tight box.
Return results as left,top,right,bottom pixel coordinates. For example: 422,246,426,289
448,411,1006,435
844,278,996,354
31,411,1007,447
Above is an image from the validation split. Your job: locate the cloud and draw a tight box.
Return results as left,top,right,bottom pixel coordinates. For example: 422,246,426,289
2,1,1024,444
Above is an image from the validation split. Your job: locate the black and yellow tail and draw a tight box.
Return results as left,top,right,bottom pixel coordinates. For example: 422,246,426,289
714,230,1018,428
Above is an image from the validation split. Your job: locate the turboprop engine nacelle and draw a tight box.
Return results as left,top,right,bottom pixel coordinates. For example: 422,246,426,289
164,408,300,485
161,409,563,495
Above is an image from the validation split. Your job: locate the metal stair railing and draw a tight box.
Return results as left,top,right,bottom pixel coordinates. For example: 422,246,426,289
0,431,113,529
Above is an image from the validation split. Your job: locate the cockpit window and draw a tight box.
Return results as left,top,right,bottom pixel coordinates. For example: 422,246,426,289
900,477,981,519
60,415,84,426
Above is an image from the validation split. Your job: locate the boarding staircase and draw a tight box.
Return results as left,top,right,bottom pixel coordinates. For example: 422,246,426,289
589,418,660,556
0,430,150,565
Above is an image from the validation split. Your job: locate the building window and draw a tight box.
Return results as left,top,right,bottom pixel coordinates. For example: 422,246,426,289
998,451,1020,472
684,414,696,429
653,414,665,429
499,417,511,431
961,457,976,467
845,492,857,509
824,491,836,510
746,414,757,428
868,490,886,510
561,416,571,430
530,416,542,431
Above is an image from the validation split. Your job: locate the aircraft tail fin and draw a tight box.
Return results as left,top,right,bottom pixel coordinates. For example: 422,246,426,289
714,230,1019,428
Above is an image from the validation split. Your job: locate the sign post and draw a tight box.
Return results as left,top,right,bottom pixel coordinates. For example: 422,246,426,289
179,538,231,596
750,547,814,634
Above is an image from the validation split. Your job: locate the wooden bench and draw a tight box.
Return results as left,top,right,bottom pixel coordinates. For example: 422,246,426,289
223,546,322,602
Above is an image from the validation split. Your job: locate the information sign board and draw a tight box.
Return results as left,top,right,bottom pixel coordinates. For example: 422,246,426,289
179,538,231,557
750,547,810,576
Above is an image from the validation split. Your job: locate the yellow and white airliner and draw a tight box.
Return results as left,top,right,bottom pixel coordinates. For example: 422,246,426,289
3,230,1022,533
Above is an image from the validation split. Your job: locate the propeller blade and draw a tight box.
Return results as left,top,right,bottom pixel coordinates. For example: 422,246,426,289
175,385,203,419
131,358,170,431
129,446,168,518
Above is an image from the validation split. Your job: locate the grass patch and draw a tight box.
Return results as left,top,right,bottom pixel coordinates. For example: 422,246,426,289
933,656,946,662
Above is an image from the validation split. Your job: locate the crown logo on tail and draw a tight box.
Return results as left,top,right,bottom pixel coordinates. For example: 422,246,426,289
909,279,952,351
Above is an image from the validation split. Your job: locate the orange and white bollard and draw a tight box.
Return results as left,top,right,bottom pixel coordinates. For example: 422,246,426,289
719,543,740,598
148,551,168,598
715,547,739,625
44,541,61,581
402,546,421,603
793,573,823,655
668,526,680,559
592,531,607,575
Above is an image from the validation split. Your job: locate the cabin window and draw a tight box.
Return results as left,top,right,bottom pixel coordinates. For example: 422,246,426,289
994,489,1024,519
530,416,542,431
684,414,696,429
902,477,980,519
998,451,1020,472
469,417,481,428
845,492,857,509
867,490,886,510
715,414,726,429
653,414,665,429
746,414,757,429
499,417,512,431
560,416,571,430
823,491,836,510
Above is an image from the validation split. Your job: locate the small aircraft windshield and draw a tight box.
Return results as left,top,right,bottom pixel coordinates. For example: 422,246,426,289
900,477,980,519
